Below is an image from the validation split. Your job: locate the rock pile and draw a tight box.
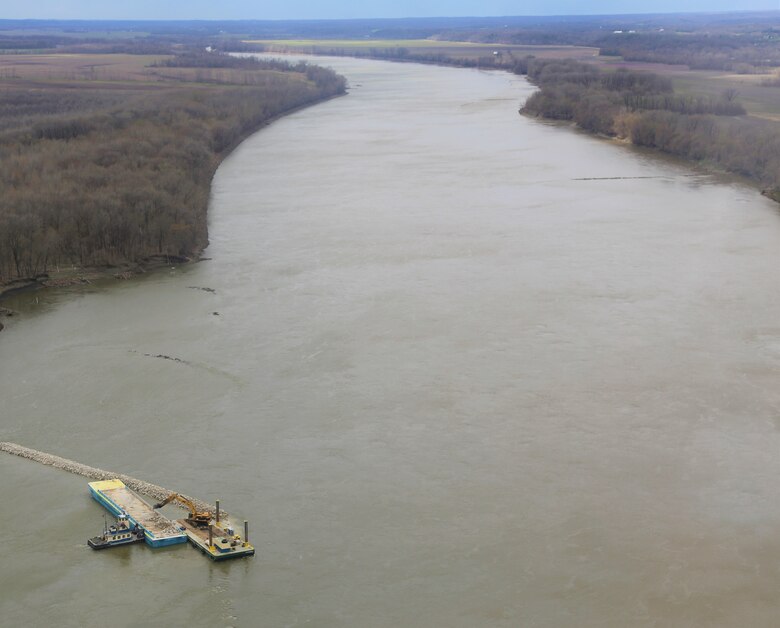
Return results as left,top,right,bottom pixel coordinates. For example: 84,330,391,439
0,441,214,515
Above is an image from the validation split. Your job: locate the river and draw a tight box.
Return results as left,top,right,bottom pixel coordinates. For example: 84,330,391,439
2,56,780,627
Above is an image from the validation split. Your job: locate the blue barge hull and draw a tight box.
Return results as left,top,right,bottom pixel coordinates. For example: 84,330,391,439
88,480,187,548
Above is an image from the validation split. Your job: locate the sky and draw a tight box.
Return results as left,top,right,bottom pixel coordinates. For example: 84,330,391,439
3,1,779,21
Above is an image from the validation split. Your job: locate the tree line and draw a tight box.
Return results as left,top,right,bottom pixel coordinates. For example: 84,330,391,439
231,43,777,206
520,59,779,200
435,15,780,74
597,32,780,73
0,54,346,284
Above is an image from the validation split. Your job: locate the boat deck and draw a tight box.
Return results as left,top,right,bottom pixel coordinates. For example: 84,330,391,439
88,479,186,547
179,519,255,561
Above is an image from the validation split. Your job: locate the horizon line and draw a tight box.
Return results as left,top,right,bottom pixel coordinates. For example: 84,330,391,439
2,9,779,24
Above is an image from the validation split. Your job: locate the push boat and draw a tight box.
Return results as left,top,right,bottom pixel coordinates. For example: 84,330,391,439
87,513,145,549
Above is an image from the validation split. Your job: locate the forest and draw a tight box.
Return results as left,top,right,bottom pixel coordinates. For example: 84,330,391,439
0,54,345,285
520,59,780,201
1,12,779,286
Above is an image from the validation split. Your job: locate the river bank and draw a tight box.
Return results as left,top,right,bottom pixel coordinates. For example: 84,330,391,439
248,46,780,206
517,58,780,203
0,253,192,298
0,52,346,291
0,95,345,315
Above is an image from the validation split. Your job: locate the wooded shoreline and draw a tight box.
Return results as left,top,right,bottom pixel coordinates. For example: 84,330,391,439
0,53,347,293
516,58,780,203
0,89,346,302
249,44,780,206
2,45,778,305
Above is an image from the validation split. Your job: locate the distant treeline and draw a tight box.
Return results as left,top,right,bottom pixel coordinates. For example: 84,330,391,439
2,13,779,73
597,32,780,72
520,59,780,200
156,52,294,70
0,55,345,283
156,52,345,88
452,30,780,73
521,58,745,128
233,42,779,203
439,21,780,73
240,41,515,71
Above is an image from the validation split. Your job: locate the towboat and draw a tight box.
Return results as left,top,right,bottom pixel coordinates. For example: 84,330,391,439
88,479,187,547
88,513,145,549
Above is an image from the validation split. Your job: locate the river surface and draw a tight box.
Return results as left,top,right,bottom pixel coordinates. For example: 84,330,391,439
3,56,780,627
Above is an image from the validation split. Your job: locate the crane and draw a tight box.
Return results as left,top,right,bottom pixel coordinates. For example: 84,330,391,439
153,493,212,527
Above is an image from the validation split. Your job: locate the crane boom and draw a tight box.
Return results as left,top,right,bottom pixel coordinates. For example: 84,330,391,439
153,493,212,527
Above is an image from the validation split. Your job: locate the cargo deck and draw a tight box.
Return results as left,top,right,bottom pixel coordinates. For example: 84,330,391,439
179,519,255,561
88,479,187,548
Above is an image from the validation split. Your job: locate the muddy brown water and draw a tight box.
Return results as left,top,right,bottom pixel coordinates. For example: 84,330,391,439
2,56,780,627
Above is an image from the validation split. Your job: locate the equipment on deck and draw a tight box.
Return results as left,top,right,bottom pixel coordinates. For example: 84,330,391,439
153,493,212,527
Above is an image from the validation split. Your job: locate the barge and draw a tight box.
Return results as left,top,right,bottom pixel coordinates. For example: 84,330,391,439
88,479,187,548
153,494,255,561
179,518,255,561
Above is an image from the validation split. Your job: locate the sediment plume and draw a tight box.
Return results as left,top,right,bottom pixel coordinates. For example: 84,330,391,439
0,441,215,515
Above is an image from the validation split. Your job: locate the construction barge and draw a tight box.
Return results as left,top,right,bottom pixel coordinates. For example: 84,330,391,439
88,479,254,560
180,518,255,561
89,479,187,547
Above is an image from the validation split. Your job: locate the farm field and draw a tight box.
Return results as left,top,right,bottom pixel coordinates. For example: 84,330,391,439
0,53,170,85
0,52,316,92
592,56,780,121
246,38,601,61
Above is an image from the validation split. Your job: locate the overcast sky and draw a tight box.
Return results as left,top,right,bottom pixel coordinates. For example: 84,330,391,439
4,1,779,20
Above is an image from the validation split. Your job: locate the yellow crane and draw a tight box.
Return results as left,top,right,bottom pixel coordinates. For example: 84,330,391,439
153,493,212,527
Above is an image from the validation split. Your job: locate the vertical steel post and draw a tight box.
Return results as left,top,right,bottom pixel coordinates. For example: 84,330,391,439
209,524,213,548
215,500,220,524
244,520,249,544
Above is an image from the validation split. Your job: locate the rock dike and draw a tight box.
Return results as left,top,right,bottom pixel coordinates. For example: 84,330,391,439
0,441,214,515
